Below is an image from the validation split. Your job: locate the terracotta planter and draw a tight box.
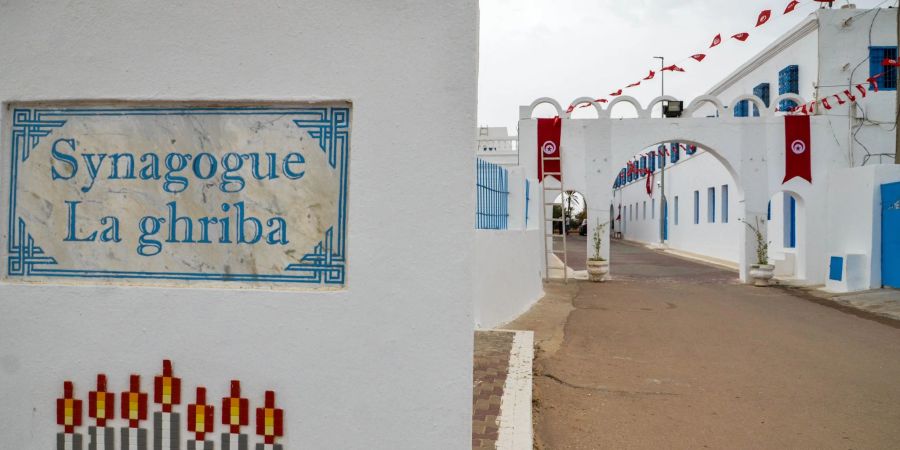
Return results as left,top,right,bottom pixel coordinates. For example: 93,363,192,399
750,264,775,287
586,259,609,282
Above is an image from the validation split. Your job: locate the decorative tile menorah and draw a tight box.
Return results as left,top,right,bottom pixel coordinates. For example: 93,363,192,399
56,360,285,450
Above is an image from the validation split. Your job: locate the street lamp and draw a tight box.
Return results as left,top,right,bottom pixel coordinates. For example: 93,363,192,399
653,56,667,245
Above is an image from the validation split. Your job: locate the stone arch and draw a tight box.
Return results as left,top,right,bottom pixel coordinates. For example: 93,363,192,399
525,97,564,118
566,97,603,119
770,93,806,113
729,95,769,118
766,189,809,280
685,95,725,118
609,139,743,199
606,96,646,119
645,95,681,119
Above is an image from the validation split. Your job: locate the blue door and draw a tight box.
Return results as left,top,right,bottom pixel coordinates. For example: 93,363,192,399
662,198,668,241
882,182,900,288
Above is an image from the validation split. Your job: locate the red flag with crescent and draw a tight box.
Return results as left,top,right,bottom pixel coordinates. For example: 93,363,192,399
643,70,656,80
537,117,562,182
756,10,772,27
732,33,750,42
783,115,812,183
627,81,641,88
883,58,900,67
691,54,706,62
710,34,722,48
610,89,623,96
662,65,685,72
785,0,801,14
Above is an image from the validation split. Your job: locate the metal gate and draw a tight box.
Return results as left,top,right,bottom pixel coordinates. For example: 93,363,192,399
882,181,900,288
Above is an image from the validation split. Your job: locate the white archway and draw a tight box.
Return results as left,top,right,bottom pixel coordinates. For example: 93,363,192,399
519,94,808,283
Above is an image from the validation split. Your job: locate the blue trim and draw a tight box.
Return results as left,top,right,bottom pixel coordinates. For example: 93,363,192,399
829,256,843,282
788,196,797,249
6,106,349,285
525,179,531,227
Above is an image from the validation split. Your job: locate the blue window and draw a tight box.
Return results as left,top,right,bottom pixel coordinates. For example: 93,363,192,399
752,83,770,116
652,198,656,219
767,200,772,220
707,187,716,223
869,47,898,91
686,145,697,156
640,156,647,176
778,65,799,112
721,184,729,223
693,190,700,224
671,145,680,163
734,100,749,117
786,195,797,248
648,151,656,172
674,196,679,225
643,201,647,220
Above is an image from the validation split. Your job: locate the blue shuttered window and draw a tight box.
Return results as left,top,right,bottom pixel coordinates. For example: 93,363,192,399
734,100,749,117
648,151,656,172
674,196,679,226
693,190,700,224
778,65,799,112
671,145,680,163
869,47,898,91
722,184,729,223
476,159,509,230
752,83,770,116
707,187,716,223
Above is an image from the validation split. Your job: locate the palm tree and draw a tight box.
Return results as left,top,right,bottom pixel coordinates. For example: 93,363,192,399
562,191,582,232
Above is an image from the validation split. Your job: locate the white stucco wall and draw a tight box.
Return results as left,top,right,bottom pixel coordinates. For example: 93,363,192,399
827,165,900,291
474,229,543,329
615,150,741,263
0,1,478,449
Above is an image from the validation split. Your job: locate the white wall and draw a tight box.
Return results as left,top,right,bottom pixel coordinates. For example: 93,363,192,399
827,165,900,291
0,1,478,449
615,150,741,263
474,229,543,329
474,165,543,328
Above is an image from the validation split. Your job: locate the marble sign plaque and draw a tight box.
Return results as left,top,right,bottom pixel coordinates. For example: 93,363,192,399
2,102,350,288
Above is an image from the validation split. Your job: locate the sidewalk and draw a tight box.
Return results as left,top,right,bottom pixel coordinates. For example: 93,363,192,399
472,330,533,450
783,286,900,325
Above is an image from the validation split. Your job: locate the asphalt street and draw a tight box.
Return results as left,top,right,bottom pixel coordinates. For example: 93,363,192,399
509,241,900,449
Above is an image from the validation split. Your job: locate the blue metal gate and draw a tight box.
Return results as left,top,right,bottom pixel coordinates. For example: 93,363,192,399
882,182,900,288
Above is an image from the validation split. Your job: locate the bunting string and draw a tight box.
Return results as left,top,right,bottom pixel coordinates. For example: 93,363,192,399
567,0,847,114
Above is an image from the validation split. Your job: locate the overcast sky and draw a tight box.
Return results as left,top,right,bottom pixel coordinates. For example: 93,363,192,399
478,0,892,131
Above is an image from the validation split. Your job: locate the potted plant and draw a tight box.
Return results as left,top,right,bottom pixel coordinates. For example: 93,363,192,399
742,217,774,286
586,220,610,282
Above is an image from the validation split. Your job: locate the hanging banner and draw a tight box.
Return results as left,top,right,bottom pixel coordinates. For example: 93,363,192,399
783,115,812,184
537,117,562,182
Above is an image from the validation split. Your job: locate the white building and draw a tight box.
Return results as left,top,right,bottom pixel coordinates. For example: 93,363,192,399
610,6,899,289
476,126,519,167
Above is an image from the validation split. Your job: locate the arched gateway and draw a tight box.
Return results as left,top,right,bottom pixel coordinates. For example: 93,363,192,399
517,93,833,284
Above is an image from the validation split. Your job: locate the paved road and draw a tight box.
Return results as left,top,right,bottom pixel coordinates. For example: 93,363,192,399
509,241,900,449
552,234,587,271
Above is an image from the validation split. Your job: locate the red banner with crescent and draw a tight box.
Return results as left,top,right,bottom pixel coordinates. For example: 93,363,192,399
783,115,812,184
537,117,561,182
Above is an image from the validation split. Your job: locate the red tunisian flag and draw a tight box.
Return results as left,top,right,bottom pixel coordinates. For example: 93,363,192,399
537,117,562,182
756,10,772,27
783,115,812,184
